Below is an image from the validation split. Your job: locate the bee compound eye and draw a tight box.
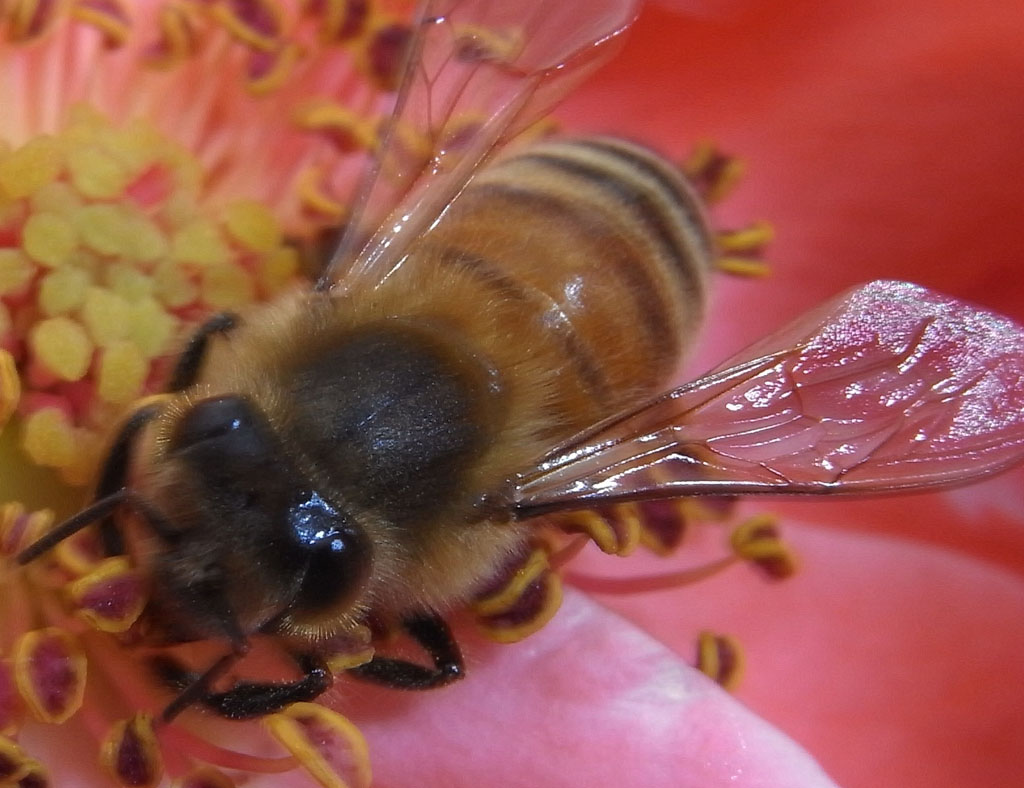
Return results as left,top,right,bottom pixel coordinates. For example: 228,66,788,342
295,528,372,616
169,396,260,452
288,491,372,618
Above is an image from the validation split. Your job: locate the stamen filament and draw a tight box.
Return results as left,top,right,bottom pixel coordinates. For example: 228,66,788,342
565,555,739,595
159,724,299,775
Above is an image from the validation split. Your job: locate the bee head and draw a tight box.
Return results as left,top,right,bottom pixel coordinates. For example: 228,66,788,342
146,394,373,642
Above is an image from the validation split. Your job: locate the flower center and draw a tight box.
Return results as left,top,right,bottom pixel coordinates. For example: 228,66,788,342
0,106,301,487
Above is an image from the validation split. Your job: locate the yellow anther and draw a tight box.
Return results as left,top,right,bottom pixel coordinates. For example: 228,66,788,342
101,714,163,788
716,220,775,252
479,573,563,644
97,340,147,404
70,0,131,47
74,203,135,256
0,249,35,295
0,136,62,200
696,631,745,691
211,0,282,51
265,703,372,788
247,42,302,96
202,264,256,310
0,737,46,785
716,257,772,277
472,548,549,617
153,259,199,308
452,23,525,63
68,556,146,632
259,246,300,296
59,427,103,487
126,297,177,358
297,164,347,219
223,200,282,253
81,286,131,347
13,628,87,724
294,102,378,152
106,264,154,302
31,180,84,214
706,157,745,204
172,218,231,267
326,647,376,673
22,211,78,267
66,145,130,200
683,141,717,177
30,316,94,381
22,408,79,469
730,513,798,579
145,3,197,69
121,213,170,262
0,350,20,429
39,267,92,316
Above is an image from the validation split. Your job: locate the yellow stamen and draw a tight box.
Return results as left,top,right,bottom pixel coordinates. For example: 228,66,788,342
297,164,347,219
259,247,301,296
201,264,257,310
13,628,87,724
0,249,34,296
39,267,92,316
0,136,62,199
81,287,132,347
716,220,775,252
21,408,79,469
696,631,745,691
100,714,163,788
172,218,232,268
29,317,93,381
730,513,798,579
247,43,303,96
0,350,21,430
0,736,47,784
153,259,199,308
97,341,147,404
265,703,372,788
66,146,131,200
716,257,772,277
295,102,379,152
125,298,177,358
68,556,147,633
70,0,132,47
472,547,550,617
222,200,283,253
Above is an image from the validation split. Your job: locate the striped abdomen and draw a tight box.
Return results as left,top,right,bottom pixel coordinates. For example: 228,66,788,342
391,136,715,437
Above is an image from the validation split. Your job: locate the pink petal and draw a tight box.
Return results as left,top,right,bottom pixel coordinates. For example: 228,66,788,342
584,519,1024,787
333,589,838,787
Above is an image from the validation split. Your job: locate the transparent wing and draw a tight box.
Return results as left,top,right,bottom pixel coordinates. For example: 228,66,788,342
515,280,1024,517
317,0,640,292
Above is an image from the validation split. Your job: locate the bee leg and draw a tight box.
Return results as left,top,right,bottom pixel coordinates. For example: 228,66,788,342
347,612,464,690
167,312,238,392
152,652,332,721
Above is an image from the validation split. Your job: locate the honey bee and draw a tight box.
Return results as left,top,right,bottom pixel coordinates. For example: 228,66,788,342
16,0,1024,724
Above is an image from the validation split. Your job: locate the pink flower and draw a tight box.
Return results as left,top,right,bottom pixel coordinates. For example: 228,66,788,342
0,1,1021,787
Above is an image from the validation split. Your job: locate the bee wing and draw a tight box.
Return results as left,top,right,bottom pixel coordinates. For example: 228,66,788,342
515,280,1024,517
317,0,640,292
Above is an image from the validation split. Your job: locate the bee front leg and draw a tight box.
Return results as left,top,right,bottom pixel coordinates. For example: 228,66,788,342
153,653,333,721
347,613,464,690
167,312,238,392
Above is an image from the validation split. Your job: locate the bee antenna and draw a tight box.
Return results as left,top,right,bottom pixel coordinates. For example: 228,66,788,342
15,490,130,565
159,649,243,724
